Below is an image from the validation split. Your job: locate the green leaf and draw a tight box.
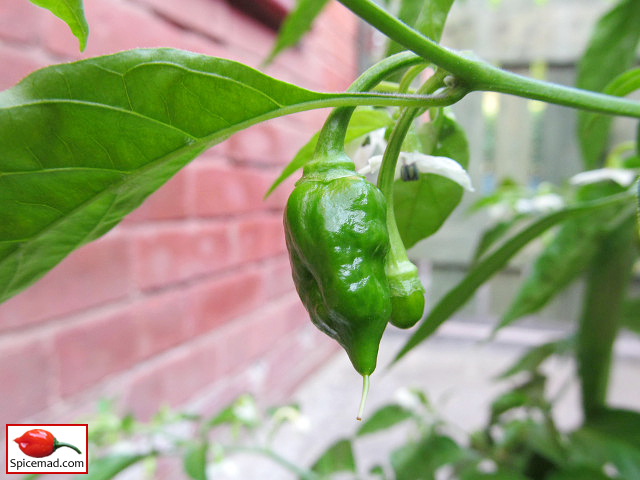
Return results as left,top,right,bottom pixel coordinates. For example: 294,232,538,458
472,216,527,265
587,408,640,451
265,107,392,197
579,68,640,171
28,0,89,51
356,404,414,436
391,433,467,480
576,0,640,168
386,0,454,57
394,112,469,248
393,192,633,364
496,214,607,331
621,296,640,334
568,426,640,479
462,472,530,480
184,441,208,480
265,0,329,64
87,454,149,480
309,439,356,476
0,48,423,305
497,337,573,379
545,467,611,480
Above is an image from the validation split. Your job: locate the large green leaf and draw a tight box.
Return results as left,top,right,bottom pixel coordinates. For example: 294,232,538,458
183,441,208,480
393,192,633,364
309,439,356,476
391,433,467,480
385,0,454,57
546,467,611,480
394,112,469,248
0,48,425,305
28,0,89,51
586,408,640,451
568,426,640,479
578,68,640,171
87,454,149,480
356,404,414,436
496,213,608,331
265,0,329,64
576,0,640,168
497,337,573,379
265,107,393,196
621,296,640,334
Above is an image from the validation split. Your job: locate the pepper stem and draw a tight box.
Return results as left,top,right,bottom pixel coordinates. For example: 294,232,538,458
357,374,370,421
54,439,82,455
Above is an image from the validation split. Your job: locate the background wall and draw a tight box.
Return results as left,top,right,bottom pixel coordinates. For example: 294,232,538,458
0,0,358,430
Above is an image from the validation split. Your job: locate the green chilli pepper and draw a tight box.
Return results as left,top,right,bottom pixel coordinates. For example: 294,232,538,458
284,108,391,419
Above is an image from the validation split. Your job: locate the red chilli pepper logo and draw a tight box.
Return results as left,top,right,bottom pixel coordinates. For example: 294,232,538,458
14,429,82,458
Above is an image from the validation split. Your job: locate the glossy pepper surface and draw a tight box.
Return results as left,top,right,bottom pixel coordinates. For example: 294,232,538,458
284,145,391,377
14,429,82,458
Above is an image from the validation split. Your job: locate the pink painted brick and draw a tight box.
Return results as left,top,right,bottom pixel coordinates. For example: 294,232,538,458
135,290,195,358
132,223,233,291
0,336,55,420
191,268,267,334
124,347,214,420
54,307,142,397
0,43,51,90
0,233,132,331
192,163,274,217
124,168,189,222
263,257,296,299
0,0,48,44
42,0,198,59
133,0,233,44
234,215,287,263
226,117,315,165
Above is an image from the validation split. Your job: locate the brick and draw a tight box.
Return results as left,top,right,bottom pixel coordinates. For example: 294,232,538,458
132,0,233,44
0,336,55,420
135,290,195,358
42,0,206,59
191,268,267,334
124,347,214,420
124,168,189,222
262,257,296,299
0,0,48,44
0,233,132,331
0,43,51,90
234,215,287,264
54,307,142,397
132,223,233,291
226,117,315,165
192,163,274,217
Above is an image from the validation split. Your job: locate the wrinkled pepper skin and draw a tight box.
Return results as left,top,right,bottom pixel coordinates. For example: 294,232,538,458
284,153,391,376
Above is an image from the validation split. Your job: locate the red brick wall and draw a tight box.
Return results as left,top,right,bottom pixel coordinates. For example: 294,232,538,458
0,0,358,427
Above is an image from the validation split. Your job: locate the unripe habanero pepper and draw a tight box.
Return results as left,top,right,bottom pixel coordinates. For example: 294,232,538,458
284,108,391,420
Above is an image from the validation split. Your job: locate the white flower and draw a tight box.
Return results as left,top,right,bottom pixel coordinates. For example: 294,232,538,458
349,128,387,172
515,193,564,214
569,168,636,187
358,152,474,192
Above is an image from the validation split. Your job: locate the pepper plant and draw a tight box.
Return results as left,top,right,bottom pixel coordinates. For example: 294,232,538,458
3,0,640,478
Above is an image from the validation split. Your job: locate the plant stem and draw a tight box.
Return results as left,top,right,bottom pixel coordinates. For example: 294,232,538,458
577,213,637,420
377,70,448,261
338,0,640,118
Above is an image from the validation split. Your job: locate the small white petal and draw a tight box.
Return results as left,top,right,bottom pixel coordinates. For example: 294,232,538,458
569,168,636,187
515,193,564,214
401,152,475,191
357,154,383,175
